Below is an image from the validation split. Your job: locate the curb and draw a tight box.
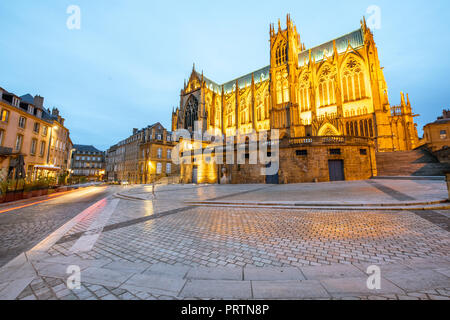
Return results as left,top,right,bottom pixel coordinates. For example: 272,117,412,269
186,203,450,211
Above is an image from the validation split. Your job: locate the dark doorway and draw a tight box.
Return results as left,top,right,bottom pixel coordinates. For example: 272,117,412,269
328,160,345,181
265,162,279,184
192,166,198,184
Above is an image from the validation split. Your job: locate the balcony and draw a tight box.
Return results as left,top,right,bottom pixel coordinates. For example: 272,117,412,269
289,136,374,146
0,146,13,156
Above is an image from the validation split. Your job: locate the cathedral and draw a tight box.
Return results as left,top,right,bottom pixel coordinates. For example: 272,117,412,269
171,15,420,184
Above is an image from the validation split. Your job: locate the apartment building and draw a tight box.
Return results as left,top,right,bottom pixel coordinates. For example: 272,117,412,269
106,123,178,184
71,145,105,181
0,86,72,181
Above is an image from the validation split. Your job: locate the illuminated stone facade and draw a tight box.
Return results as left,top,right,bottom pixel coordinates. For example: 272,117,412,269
172,15,419,152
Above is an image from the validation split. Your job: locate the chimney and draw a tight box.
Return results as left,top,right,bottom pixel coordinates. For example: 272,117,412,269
34,95,44,109
51,107,60,117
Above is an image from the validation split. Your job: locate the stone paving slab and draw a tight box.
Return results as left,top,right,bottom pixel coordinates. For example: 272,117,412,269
244,267,305,281
435,268,450,278
353,263,415,275
251,280,329,299
144,263,190,278
300,264,366,280
120,273,186,295
0,277,35,300
321,277,404,297
186,266,243,280
383,269,450,292
180,280,252,299
80,267,134,288
103,261,150,273
0,262,36,283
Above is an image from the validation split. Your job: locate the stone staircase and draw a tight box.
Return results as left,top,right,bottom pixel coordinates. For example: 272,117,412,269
376,149,450,176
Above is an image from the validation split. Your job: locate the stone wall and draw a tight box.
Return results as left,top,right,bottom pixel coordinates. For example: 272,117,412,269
179,143,377,184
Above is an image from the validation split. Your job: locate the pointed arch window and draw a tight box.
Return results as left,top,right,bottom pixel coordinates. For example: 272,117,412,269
318,67,336,107
283,80,289,103
184,95,198,130
276,42,287,66
342,58,367,102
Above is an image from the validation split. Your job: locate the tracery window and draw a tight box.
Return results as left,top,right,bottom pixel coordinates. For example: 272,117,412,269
184,95,198,130
215,100,221,127
342,57,367,103
256,94,263,121
276,71,289,104
298,72,310,112
276,42,287,66
317,66,336,107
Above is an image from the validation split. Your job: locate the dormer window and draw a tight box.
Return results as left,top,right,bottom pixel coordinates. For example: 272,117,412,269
28,105,34,114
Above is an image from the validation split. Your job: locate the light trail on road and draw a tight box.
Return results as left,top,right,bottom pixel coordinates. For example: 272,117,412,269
0,186,106,214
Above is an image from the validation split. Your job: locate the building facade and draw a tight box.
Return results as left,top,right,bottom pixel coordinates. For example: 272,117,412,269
0,87,72,182
172,16,419,152
106,123,178,184
423,110,450,152
71,145,105,181
172,16,419,184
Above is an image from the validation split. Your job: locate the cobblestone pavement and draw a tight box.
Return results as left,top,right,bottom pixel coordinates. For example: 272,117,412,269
0,186,120,267
0,182,449,300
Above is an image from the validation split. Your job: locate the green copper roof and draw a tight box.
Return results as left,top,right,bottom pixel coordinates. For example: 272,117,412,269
223,65,270,93
298,28,364,67
192,28,364,94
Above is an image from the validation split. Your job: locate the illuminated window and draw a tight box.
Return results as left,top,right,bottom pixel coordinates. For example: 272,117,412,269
276,43,287,66
276,81,282,104
156,162,162,174
283,80,289,103
1,109,9,122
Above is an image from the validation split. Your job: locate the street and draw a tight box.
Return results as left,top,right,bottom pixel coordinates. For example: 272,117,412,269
0,185,120,268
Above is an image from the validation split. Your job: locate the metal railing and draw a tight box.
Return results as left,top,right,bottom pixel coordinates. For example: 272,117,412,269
289,136,373,146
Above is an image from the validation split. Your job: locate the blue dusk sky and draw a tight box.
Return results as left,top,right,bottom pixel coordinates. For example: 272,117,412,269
0,0,449,150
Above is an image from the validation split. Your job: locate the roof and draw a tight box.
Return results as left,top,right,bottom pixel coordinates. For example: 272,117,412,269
425,119,450,126
298,28,364,67
20,94,34,104
73,145,103,153
191,27,364,94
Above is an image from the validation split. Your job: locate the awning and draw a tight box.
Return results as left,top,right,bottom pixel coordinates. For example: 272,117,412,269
34,165,62,171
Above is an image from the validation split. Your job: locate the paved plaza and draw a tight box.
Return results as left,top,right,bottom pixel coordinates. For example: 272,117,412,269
0,180,449,300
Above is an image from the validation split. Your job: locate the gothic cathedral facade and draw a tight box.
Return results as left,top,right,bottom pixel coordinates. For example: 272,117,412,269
172,15,419,153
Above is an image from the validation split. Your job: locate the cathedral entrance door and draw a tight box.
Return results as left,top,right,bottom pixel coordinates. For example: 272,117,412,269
192,166,198,184
265,162,279,184
328,160,345,181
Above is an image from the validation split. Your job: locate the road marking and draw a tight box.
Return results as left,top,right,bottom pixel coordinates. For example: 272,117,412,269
29,197,108,253
70,198,120,253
